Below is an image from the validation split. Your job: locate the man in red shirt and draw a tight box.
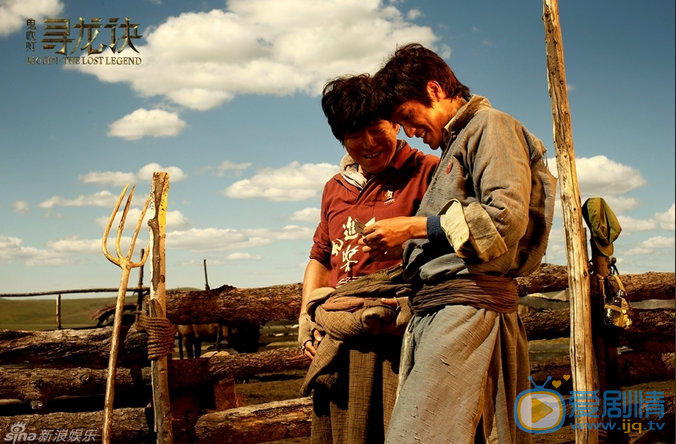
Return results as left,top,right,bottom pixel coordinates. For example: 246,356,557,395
298,73,438,444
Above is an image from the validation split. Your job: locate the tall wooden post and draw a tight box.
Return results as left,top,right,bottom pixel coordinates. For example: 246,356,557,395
56,294,62,330
542,1,597,443
148,172,174,444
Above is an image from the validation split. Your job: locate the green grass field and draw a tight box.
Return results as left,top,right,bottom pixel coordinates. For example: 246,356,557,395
0,297,119,330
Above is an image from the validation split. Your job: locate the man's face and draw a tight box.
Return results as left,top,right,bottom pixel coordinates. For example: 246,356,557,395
391,99,448,150
343,120,400,177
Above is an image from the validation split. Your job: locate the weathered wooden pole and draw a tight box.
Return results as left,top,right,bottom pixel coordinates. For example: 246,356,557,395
148,172,174,444
203,259,211,291
56,294,62,330
542,1,597,443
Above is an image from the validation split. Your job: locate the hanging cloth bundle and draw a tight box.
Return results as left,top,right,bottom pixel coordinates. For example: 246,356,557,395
582,197,622,257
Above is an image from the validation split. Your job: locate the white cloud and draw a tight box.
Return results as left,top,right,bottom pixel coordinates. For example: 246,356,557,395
548,155,646,196
67,0,439,110
167,225,314,252
39,190,118,208
289,207,320,223
95,208,191,231
12,201,29,214
0,0,63,38
217,160,252,176
598,196,639,214
79,171,137,187
655,204,675,231
137,163,188,182
225,252,262,261
624,236,675,256
107,108,187,140
80,163,187,187
223,161,336,202
0,235,68,266
46,236,100,254
407,9,422,20
0,223,310,268
616,215,656,234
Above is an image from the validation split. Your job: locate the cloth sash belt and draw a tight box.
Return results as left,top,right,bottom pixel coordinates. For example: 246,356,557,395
410,274,518,315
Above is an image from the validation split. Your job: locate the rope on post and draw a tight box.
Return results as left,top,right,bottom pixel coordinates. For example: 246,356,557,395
136,312,176,360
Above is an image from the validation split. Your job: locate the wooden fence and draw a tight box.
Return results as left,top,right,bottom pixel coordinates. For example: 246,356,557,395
0,263,673,444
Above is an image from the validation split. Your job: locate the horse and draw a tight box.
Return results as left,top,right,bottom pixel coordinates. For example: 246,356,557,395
176,322,262,358
176,323,228,359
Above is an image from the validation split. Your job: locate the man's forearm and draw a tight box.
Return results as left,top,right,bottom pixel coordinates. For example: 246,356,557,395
301,259,331,315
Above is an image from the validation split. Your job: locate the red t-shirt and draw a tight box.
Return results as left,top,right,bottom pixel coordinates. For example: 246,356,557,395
310,142,439,288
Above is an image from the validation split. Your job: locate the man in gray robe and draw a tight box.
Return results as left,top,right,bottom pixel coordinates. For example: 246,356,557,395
360,43,556,444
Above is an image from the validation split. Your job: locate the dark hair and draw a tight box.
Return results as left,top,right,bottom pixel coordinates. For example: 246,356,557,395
372,43,470,120
321,74,380,143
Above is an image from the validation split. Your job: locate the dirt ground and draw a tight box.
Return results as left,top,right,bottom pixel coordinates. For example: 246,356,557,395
233,371,674,444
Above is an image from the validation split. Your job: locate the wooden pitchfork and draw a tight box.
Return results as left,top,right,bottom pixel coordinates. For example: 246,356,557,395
101,184,150,444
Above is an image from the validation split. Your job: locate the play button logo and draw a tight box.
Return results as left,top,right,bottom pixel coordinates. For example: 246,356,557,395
514,377,566,434
531,396,554,423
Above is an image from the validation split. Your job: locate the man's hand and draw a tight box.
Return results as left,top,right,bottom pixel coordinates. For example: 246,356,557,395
301,329,324,359
360,216,427,260
298,313,323,359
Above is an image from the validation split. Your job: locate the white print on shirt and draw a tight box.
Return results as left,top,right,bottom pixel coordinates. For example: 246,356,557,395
341,244,360,272
331,238,344,256
333,216,375,273
342,216,360,241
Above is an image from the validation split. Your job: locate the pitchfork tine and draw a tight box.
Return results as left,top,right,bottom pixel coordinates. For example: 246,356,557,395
102,184,151,267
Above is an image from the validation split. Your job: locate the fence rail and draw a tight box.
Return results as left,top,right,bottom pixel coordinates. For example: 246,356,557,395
0,287,149,298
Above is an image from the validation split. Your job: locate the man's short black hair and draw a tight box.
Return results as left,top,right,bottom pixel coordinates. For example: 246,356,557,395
372,43,470,120
321,74,380,143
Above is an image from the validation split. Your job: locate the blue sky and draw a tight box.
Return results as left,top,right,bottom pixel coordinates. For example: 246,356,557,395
1,0,674,296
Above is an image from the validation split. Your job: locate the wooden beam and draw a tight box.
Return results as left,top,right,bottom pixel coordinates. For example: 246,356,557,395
0,408,149,444
0,367,144,409
148,172,174,444
0,327,148,367
169,348,309,390
542,0,596,442
1,305,672,366
195,397,312,444
161,266,674,325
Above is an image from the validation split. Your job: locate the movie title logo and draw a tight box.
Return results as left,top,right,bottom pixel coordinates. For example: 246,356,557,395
25,17,143,65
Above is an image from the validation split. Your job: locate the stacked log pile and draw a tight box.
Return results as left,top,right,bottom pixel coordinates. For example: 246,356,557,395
0,264,673,444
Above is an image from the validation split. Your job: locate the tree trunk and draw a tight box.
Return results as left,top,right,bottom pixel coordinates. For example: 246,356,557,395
0,308,671,366
169,348,309,390
0,327,148,367
161,267,674,325
195,392,676,444
0,408,149,444
530,351,675,389
2,347,671,407
516,264,675,302
164,283,303,326
522,308,675,347
195,397,312,444
0,367,146,409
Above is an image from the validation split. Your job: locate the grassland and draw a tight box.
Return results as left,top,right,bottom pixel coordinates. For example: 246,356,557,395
0,296,119,330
